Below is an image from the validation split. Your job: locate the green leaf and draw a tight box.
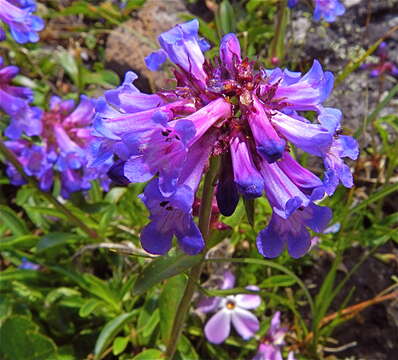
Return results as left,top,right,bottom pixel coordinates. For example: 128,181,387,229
0,205,29,236
99,205,116,234
261,274,296,287
140,309,160,339
216,0,236,36
132,349,163,360
0,235,39,251
221,199,245,227
105,187,127,203
159,275,187,344
79,299,104,318
112,336,129,356
94,312,135,359
50,266,121,311
81,68,119,88
23,206,68,221
351,183,398,214
177,335,199,360
0,269,41,284
36,232,79,252
124,0,146,13
243,198,255,226
56,51,80,88
137,296,158,346
133,253,201,296
0,316,57,360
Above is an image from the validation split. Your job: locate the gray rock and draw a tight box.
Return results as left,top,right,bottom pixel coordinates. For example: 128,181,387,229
105,0,188,92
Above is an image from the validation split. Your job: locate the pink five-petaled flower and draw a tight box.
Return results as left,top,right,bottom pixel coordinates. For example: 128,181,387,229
253,312,296,360
197,271,261,344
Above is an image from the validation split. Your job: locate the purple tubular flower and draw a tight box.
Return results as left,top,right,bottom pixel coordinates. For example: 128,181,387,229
91,96,195,166
106,160,130,186
145,50,168,71
220,33,242,77
0,57,42,139
323,135,359,195
139,133,214,255
123,114,196,196
198,271,261,344
313,0,345,23
260,159,312,219
0,0,44,44
104,71,165,113
230,136,264,198
277,152,325,201
216,151,240,216
139,178,203,255
287,0,298,8
146,19,208,87
270,110,333,157
263,60,335,112
257,203,332,258
248,96,286,163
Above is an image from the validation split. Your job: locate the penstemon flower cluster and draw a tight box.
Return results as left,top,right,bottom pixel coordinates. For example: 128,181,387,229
3,88,112,198
89,19,358,258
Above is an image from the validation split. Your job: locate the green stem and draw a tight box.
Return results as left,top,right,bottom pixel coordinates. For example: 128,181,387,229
268,0,288,64
165,156,220,359
0,140,101,240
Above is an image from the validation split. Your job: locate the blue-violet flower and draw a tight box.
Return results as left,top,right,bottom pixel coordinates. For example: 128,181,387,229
0,0,44,43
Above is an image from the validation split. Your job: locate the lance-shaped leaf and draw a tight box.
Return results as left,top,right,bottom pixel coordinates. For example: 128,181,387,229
133,253,201,296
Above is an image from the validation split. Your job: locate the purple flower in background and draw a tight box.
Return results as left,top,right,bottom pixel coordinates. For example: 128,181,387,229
0,0,44,43
0,56,42,139
198,271,261,344
288,0,345,23
310,222,340,249
253,312,295,360
19,257,40,270
313,0,345,22
90,19,357,258
5,139,54,190
360,42,398,78
4,95,111,198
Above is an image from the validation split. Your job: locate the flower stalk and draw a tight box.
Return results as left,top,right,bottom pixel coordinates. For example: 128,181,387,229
165,156,220,359
0,139,101,240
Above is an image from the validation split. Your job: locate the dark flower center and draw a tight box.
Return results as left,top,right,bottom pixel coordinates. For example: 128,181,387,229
226,300,236,310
